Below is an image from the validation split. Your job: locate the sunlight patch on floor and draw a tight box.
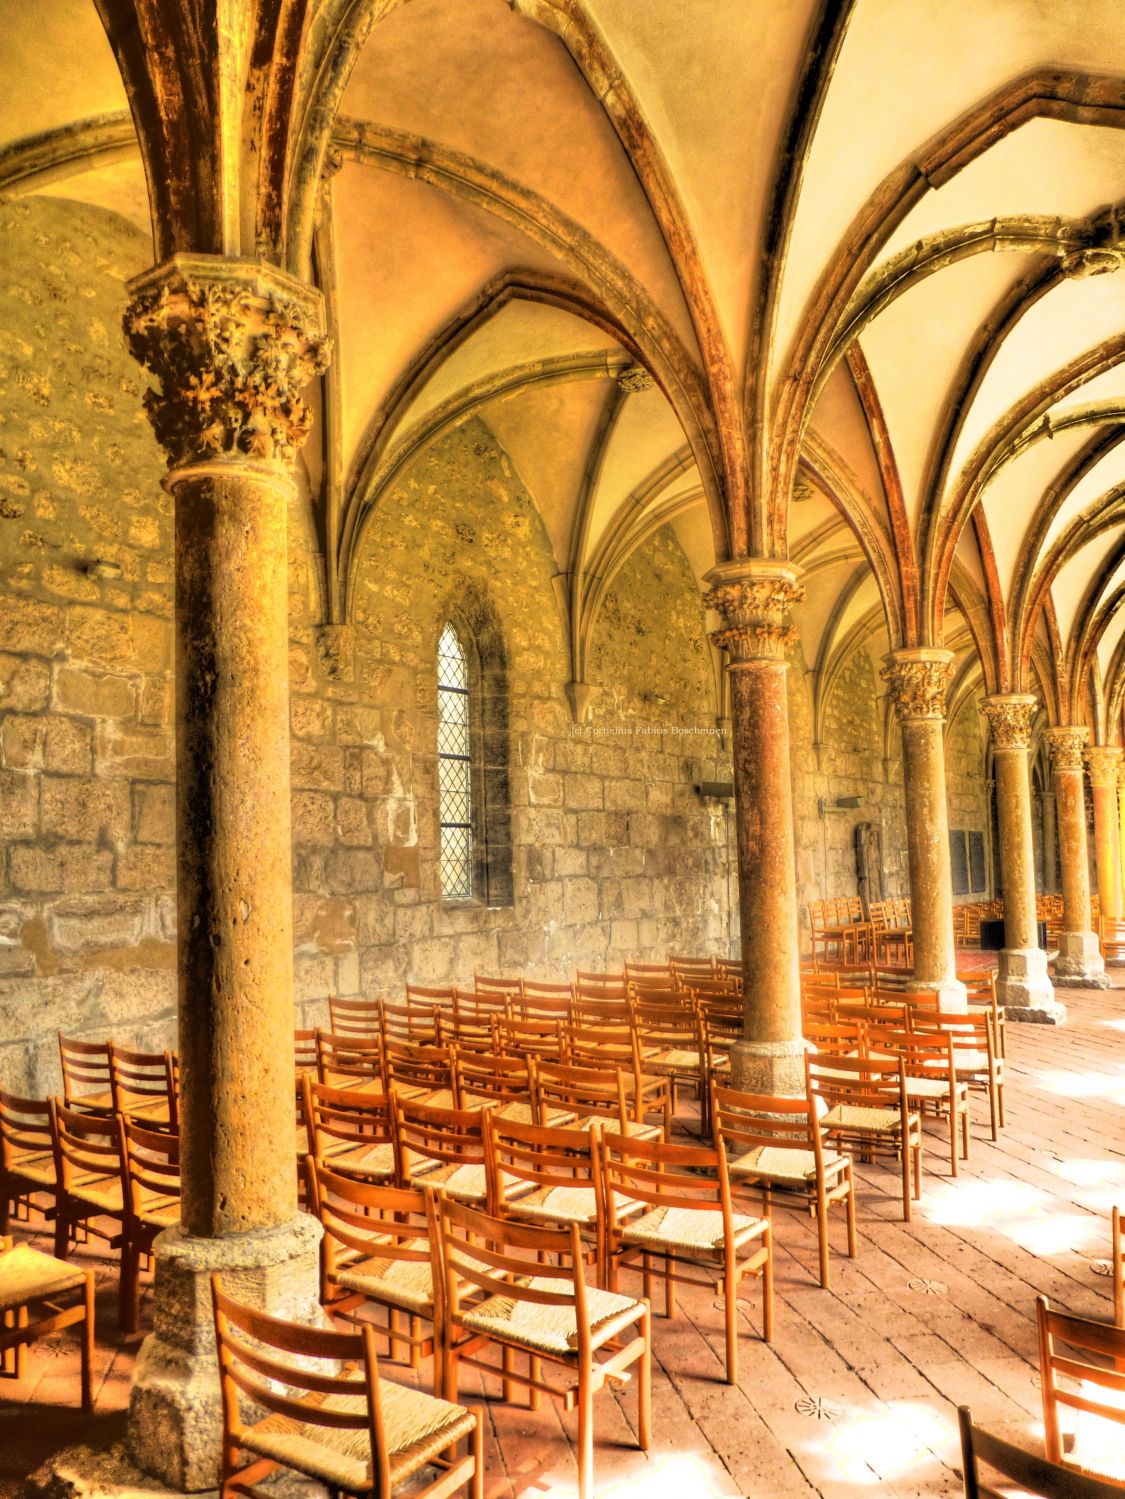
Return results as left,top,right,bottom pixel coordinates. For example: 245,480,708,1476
589,1451,741,1498
812,1403,949,1484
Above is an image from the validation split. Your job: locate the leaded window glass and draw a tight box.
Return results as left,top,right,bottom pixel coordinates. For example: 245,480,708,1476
437,623,473,898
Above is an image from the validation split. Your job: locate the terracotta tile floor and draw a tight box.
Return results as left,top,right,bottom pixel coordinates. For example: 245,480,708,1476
3,965,1124,1497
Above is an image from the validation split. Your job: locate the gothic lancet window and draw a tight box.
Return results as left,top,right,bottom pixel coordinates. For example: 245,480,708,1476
437,622,473,899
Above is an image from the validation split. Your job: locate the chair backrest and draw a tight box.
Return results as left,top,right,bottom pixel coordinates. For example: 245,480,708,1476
393,1095,486,1177
120,1115,181,1225
472,974,521,1000
294,1028,318,1075
565,1021,643,1082
50,1099,124,1199
454,1050,531,1110
510,989,573,1022
574,970,625,988
437,1012,497,1053
1036,1295,1125,1469
58,1034,112,1109
866,1026,955,1084
212,1274,393,1497
805,1051,907,1112
911,1010,996,1061
520,978,575,1003
711,1084,820,1163
109,1045,176,1129
436,1195,589,1350
315,1030,383,1088
602,1130,732,1236
380,997,440,1045
327,994,382,1038
491,1016,566,1063
0,1089,55,1187
302,1076,393,1166
802,1020,864,1056
383,1039,453,1097
624,962,673,989
531,1058,630,1129
628,983,686,1006
957,1404,1125,1499
630,999,704,1049
484,1111,601,1218
455,990,511,1023
307,1161,437,1312
405,983,457,1010
570,995,630,1027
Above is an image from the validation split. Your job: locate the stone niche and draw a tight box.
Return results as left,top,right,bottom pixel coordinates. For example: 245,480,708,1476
0,197,737,1091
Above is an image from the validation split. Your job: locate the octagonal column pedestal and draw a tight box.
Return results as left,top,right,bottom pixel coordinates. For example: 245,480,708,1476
980,697,1064,1025
1086,745,1124,928
117,257,332,1490
881,650,966,1011
704,560,806,1096
1048,727,1109,988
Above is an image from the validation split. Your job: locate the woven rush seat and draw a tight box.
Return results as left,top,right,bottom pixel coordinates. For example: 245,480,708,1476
952,1050,990,1073
729,1144,848,1187
135,1189,181,1229
336,1239,435,1315
239,1378,476,1492
69,1171,124,1212
7,1149,54,1185
459,1274,644,1355
0,1244,88,1311
493,1100,574,1128
821,1103,906,1134
69,1089,114,1113
323,1140,396,1181
572,1114,662,1141
620,1204,767,1256
646,1048,704,1072
504,1183,599,1226
903,1076,955,1100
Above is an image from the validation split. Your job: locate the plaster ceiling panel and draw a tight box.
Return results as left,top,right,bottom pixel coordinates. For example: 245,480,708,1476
669,507,720,590
1095,585,1125,681
478,379,614,568
1038,439,1125,560
333,162,583,474
953,523,987,598
773,0,1125,383
977,424,1093,600
788,488,845,554
343,0,695,353
947,273,1125,488
586,390,687,547
876,120,1125,269
395,301,623,438
805,361,888,512
580,0,818,378
792,556,875,669
857,252,1019,521
0,0,126,148
37,161,152,242
1051,362,1125,415
1051,524,1125,648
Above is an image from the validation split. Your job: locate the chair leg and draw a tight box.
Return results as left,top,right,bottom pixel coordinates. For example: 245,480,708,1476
637,1307,652,1451
961,1101,970,1161
845,1168,858,1259
54,1210,69,1262
471,1413,484,1499
501,1345,515,1403
119,1247,138,1334
15,1306,27,1379
723,1264,738,1384
443,1344,459,1404
81,1269,95,1414
577,1363,595,1499
901,1133,911,1223
762,1225,774,1345
948,1107,958,1179
815,1184,830,1289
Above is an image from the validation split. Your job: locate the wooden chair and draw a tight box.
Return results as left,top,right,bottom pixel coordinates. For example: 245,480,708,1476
393,1095,495,1206
58,1034,114,1114
382,997,441,1046
485,1113,607,1280
867,1025,969,1178
119,1116,181,1332
383,1039,454,1103
437,1196,649,1499
624,962,673,991
50,1100,128,1321
315,1029,383,1089
713,958,742,990
531,1059,661,1141
958,968,1007,1059
510,987,573,1024
565,1021,671,1128
491,1015,566,1064
0,1090,58,1232
303,1077,396,1184
437,1012,498,1053
211,1273,481,1499
574,971,626,990
570,994,630,1027
602,1130,771,1384
1037,1295,1125,1484
327,993,383,1038
307,1160,442,1393
469,975,520,1005
806,1052,922,1221
957,1404,1124,1499
294,1028,318,1076
629,999,711,1133
109,1046,177,1129
406,982,457,1010
912,1010,1005,1139
0,1236,94,1411
453,1050,550,1126
711,1084,855,1289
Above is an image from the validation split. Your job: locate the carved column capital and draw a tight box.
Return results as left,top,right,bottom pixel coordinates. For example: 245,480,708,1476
880,648,954,723
1046,725,1089,772
124,255,331,471
1083,744,1123,790
703,559,805,665
980,693,1037,751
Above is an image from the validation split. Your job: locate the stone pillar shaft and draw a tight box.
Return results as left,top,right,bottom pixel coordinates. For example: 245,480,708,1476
980,696,1062,1023
1047,726,1108,988
122,256,331,1489
705,559,805,1095
1042,787,1057,894
1086,746,1124,923
881,649,965,1008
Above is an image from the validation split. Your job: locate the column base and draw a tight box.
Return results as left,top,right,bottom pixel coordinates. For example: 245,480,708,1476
729,1037,807,1097
128,1214,323,1492
996,948,1066,1024
1053,931,1111,989
903,977,968,1011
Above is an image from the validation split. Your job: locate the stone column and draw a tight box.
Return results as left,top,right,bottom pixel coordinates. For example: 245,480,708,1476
1119,765,1125,900
1047,727,1109,988
1042,786,1057,893
880,649,966,1009
704,559,805,1095
121,258,331,1490
980,697,1064,1023
1086,744,1124,925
